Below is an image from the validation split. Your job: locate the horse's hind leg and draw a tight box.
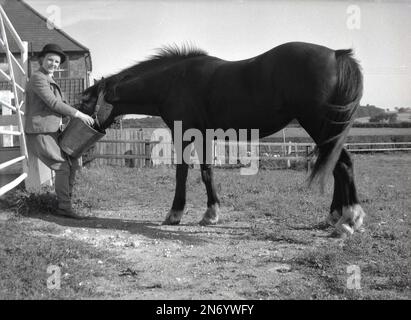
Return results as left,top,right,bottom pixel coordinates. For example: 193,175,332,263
326,169,343,227
298,112,365,236
331,149,365,235
199,164,220,226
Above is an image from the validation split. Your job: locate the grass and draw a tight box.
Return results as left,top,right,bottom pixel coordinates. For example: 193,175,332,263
0,174,152,300
77,154,410,299
0,219,118,299
1,153,410,299
1,187,58,216
291,154,411,299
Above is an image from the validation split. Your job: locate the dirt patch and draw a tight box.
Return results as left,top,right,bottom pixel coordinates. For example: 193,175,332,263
1,206,335,299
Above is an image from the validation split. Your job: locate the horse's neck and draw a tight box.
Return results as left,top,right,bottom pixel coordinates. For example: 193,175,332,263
106,56,200,117
106,70,170,111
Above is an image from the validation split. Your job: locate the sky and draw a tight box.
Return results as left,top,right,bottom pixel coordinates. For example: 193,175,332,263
25,0,411,111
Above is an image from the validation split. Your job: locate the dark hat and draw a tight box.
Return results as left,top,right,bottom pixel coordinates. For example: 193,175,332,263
38,43,66,63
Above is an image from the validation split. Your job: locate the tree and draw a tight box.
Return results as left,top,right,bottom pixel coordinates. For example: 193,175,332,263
369,112,398,123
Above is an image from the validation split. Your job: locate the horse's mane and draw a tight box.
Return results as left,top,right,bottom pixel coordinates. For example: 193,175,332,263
108,44,208,84
148,43,208,61
84,44,207,95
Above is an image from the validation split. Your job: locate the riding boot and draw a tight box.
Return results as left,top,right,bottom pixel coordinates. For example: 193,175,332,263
54,164,84,219
68,157,80,197
54,162,72,211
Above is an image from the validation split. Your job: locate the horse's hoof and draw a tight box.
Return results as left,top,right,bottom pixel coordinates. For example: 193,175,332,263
326,209,341,227
342,204,366,232
162,208,186,225
336,222,354,235
199,217,218,226
199,204,220,226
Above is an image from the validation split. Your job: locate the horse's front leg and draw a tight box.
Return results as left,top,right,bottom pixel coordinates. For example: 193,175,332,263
329,149,366,236
163,162,189,225
199,164,221,226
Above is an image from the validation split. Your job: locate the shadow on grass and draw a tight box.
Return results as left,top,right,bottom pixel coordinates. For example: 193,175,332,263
32,213,208,246
290,221,331,231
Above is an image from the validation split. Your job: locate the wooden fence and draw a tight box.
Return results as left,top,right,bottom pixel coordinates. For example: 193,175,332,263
91,129,148,167
55,78,85,106
88,129,411,169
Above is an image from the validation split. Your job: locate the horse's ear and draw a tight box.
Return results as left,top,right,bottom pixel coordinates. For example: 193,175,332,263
80,89,92,101
98,77,106,93
82,83,99,100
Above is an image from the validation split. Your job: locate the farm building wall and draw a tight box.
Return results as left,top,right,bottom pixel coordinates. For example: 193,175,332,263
0,53,88,108
28,53,89,80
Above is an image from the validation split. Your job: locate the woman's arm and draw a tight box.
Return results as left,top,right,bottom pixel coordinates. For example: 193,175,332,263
29,72,94,126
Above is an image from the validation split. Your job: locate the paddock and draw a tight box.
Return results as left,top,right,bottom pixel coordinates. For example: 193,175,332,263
1,153,409,299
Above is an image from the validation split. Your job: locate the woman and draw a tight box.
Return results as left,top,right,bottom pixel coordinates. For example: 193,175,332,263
25,43,94,219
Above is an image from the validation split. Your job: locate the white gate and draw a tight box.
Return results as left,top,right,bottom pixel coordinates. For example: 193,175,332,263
0,5,28,196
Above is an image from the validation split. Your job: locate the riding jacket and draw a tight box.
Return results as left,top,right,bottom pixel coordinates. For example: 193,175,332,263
25,67,78,133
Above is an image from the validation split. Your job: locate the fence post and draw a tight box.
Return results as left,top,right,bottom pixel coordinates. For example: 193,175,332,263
306,145,311,172
145,141,151,168
287,142,291,168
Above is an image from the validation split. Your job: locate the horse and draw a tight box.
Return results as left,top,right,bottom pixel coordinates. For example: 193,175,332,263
79,41,365,236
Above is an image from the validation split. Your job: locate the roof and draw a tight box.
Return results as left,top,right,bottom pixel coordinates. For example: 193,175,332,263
1,0,90,54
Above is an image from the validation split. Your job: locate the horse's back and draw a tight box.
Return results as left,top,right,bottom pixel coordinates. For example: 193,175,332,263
256,42,338,105
196,42,338,129
164,42,345,134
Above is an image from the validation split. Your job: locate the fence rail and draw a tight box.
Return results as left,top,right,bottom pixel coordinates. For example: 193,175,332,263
88,130,411,169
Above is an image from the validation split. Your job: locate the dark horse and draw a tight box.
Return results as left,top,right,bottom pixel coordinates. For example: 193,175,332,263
79,42,365,236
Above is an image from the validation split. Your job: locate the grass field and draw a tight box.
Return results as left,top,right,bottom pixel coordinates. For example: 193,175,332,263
0,153,410,299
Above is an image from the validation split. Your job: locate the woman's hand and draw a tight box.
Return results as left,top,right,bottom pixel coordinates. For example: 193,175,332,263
74,111,94,126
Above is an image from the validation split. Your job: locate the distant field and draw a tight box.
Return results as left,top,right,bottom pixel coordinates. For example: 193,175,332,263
397,113,411,122
264,127,411,143
355,113,411,124
268,127,411,139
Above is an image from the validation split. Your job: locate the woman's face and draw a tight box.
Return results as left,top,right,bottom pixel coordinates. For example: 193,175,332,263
41,53,61,75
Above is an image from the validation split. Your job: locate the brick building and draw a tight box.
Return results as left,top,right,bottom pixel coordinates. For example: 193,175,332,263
0,0,92,105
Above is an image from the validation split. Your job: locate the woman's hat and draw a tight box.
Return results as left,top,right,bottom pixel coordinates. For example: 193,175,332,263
38,43,66,63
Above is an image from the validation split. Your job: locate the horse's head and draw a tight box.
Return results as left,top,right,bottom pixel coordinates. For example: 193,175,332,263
78,78,115,129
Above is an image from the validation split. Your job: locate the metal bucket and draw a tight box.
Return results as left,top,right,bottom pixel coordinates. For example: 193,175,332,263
59,118,105,158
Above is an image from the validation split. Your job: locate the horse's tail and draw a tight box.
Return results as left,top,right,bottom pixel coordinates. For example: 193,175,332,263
309,49,363,189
